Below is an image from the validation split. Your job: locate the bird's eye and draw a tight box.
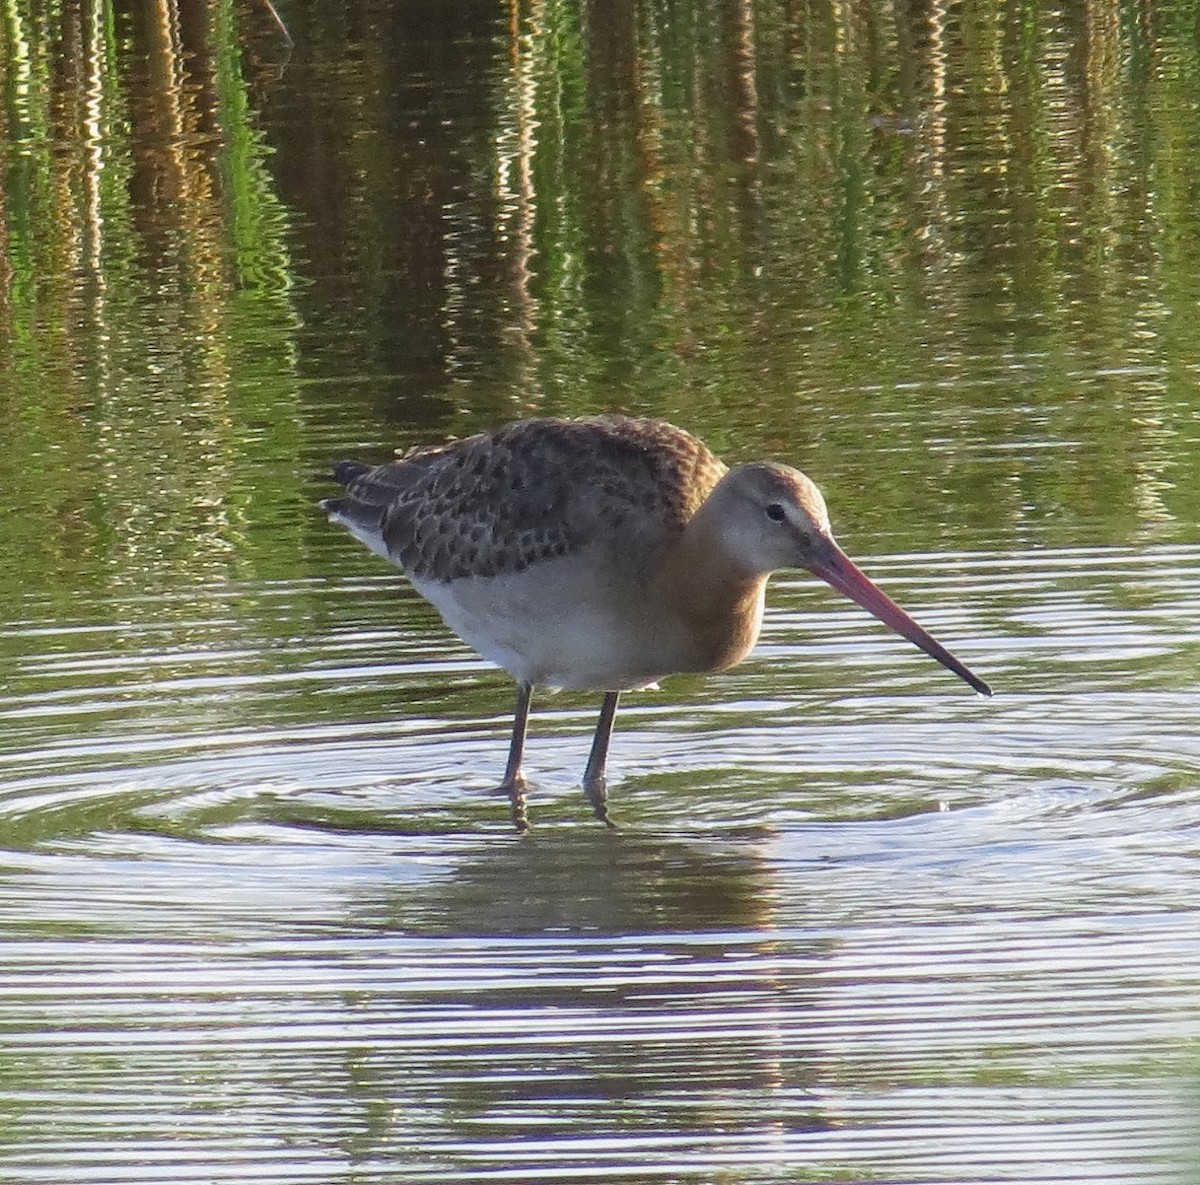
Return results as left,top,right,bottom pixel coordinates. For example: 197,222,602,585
765,502,786,522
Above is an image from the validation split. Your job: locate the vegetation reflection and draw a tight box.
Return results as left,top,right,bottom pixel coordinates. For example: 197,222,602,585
1,0,296,609
5,0,1200,608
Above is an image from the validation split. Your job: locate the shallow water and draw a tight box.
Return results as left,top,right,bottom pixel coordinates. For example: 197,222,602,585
2,546,1199,1181
4,0,1200,1180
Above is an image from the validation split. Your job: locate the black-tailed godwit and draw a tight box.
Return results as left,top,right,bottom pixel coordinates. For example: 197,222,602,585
322,415,991,830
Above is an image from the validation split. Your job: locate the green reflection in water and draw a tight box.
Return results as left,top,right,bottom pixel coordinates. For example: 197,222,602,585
1,0,298,610
5,0,1200,589
304,2,1200,544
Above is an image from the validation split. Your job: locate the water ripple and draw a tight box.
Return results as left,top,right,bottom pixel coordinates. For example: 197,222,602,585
1,546,1198,1182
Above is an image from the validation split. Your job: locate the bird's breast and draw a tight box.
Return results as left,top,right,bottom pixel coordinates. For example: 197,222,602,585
411,552,763,691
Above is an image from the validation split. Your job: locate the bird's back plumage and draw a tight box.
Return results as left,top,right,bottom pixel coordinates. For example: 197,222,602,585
323,415,728,583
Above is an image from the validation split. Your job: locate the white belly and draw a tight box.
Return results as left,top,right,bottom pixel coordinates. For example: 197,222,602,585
412,557,683,691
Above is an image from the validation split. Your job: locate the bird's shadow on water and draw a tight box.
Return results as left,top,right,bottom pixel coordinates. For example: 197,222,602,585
264,773,1002,939
270,794,784,936
395,827,779,936
426,813,912,942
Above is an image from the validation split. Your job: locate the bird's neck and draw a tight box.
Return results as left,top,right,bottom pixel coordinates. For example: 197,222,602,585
657,520,768,673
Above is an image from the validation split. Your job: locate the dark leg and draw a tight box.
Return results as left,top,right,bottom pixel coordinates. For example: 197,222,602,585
499,682,533,832
582,691,621,827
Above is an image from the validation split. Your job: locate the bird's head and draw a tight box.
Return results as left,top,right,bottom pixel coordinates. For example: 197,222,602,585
709,462,991,696
711,462,834,575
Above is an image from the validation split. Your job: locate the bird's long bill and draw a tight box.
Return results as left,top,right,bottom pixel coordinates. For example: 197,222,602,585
808,539,993,697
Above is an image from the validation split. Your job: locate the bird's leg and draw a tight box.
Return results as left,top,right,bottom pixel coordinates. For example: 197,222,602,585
582,691,621,827
499,681,533,833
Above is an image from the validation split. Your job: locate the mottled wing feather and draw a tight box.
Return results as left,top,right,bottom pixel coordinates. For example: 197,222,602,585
368,416,727,583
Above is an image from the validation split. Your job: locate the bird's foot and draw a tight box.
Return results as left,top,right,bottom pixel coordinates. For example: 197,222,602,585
582,776,617,829
497,773,530,833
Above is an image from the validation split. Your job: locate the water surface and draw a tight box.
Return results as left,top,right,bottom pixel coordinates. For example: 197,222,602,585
2,0,1200,1181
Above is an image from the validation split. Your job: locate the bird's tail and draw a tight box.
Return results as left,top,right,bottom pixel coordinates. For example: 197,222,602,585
321,460,416,563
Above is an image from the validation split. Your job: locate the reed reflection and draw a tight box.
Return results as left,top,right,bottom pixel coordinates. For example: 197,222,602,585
0,0,296,608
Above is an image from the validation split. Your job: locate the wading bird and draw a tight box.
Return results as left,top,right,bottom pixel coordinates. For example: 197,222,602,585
322,415,991,830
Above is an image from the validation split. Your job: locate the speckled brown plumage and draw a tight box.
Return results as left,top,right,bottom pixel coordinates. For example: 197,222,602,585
328,416,728,583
